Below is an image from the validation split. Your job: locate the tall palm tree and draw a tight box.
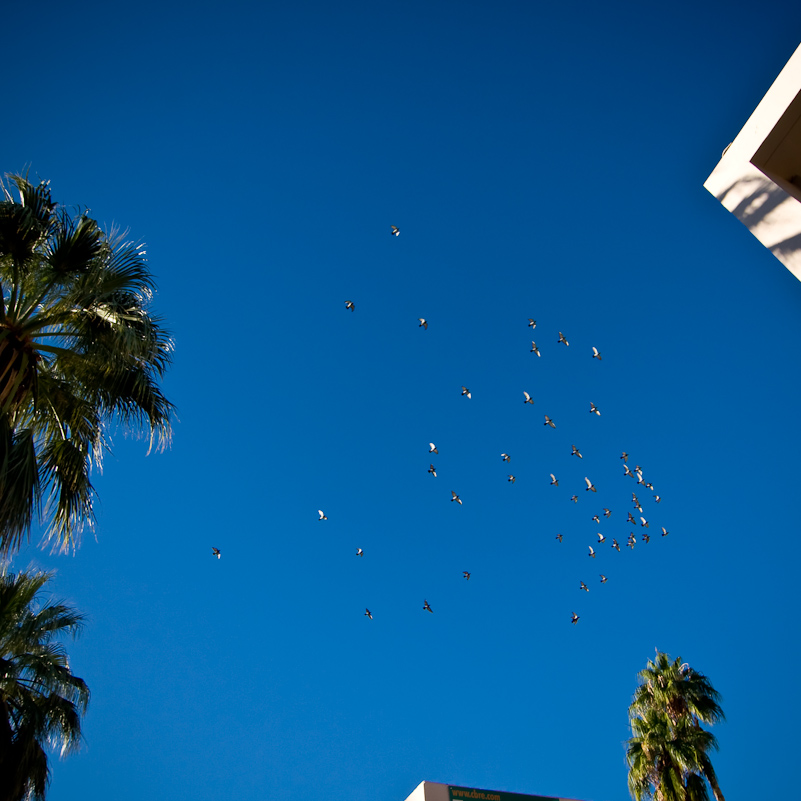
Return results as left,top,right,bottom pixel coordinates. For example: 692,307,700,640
0,173,174,554
626,652,725,801
0,570,89,801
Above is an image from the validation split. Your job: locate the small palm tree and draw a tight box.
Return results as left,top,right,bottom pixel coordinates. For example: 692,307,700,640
0,173,174,554
0,571,89,801
627,652,725,801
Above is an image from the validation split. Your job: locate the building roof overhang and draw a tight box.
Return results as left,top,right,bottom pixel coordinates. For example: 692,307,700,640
704,43,801,280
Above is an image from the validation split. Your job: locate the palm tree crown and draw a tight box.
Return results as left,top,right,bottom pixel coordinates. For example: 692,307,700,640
0,174,174,553
627,652,725,801
0,571,89,801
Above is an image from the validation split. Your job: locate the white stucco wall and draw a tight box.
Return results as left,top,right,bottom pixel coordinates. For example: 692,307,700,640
402,781,450,801
704,43,801,280
400,780,582,801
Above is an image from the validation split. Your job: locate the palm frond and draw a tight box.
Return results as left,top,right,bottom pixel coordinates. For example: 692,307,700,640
44,212,103,278
38,438,96,552
0,174,174,554
0,571,89,800
627,652,725,801
0,424,39,555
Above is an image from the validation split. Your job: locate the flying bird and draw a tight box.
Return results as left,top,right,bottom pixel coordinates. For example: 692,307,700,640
345,300,355,311
318,510,328,520
597,532,606,543
592,346,602,361
523,391,534,404
611,539,621,552
654,495,661,503
640,516,649,528
461,386,471,399
501,453,511,462
627,512,636,525
600,574,607,583
212,547,221,559
528,319,537,328
544,415,556,428
555,534,563,543
429,442,438,454
588,546,596,558
428,464,437,477
623,464,634,478
530,342,541,356
365,608,373,619
580,581,589,592
627,538,636,550
641,533,650,544
603,508,611,518
451,491,462,505
356,548,364,557
592,514,600,524
589,402,601,416
507,475,516,483
558,332,569,346
571,495,578,503
550,474,559,486
662,527,669,537
418,318,428,329
620,452,629,462
390,225,400,236
572,444,583,458
571,612,580,624
463,571,471,580
584,477,597,492
423,600,433,613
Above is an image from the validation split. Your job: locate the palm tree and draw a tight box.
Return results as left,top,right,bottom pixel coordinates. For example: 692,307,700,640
0,173,174,554
0,570,89,801
626,652,725,801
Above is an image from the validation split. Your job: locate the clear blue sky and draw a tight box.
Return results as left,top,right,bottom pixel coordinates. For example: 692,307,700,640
4,2,801,800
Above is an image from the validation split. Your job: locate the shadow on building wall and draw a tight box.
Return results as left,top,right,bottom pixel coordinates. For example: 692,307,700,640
716,175,801,260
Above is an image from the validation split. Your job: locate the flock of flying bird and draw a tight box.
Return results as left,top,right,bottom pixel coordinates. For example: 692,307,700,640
215,224,670,625
433,362,670,625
